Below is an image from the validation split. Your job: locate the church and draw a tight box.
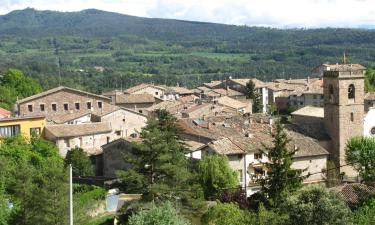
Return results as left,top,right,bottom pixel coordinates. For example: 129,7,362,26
293,63,369,179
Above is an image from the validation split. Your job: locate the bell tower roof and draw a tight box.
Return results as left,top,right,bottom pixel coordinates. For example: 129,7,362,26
323,63,366,78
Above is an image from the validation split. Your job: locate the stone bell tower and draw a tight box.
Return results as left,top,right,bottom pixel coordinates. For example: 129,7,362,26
323,63,366,178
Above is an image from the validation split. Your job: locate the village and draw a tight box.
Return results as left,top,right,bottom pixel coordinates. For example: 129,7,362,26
1,61,373,203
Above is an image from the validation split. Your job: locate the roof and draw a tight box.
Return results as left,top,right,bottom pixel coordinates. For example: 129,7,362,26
331,183,375,209
291,106,324,118
324,63,366,72
178,95,197,104
48,110,91,124
230,78,266,88
196,86,212,92
16,86,110,104
178,116,329,158
203,80,223,88
116,93,155,104
207,137,246,155
217,96,247,110
365,92,375,101
0,115,45,122
0,107,11,117
162,86,193,95
182,103,210,114
124,83,165,94
211,88,243,97
45,122,111,138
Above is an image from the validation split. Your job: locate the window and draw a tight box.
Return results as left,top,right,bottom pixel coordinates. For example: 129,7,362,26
0,125,20,137
329,84,334,101
87,102,92,109
64,103,69,111
40,104,45,112
348,84,355,99
30,127,41,136
238,169,243,182
351,112,354,122
371,127,375,135
64,138,70,147
115,130,121,136
155,91,159,95
97,101,103,109
313,95,317,99
139,110,143,113
28,105,33,112
254,152,262,160
75,102,80,110
254,168,265,177
130,133,138,138
52,103,57,111
106,136,110,143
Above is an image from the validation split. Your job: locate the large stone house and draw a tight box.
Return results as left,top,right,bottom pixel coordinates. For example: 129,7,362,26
16,86,111,120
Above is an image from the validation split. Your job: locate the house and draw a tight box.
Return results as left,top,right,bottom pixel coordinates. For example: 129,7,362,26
124,83,166,99
0,115,46,139
203,80,224,89
161,86,194,100
44,122,112,157
216,96,251,114
181,103,236,119
48,110,92,124
15,86,111,120
225,78,268,113
0,107,11,119
179,116,329,196
91,107,147,140
101,138,141,177
115,93,157,114
291,106,324,125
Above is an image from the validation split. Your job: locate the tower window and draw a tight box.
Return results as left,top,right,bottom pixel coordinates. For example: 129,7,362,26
350,112,354,122
348,84,355,99
329,84,334,101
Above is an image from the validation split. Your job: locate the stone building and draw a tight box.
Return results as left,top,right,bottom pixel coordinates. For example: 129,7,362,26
16,86,111,120
323,64,366,177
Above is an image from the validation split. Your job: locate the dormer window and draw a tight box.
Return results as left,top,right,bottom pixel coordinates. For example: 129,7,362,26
348,84,355,99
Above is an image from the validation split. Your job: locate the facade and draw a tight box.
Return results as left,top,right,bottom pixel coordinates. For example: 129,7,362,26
0,116,46,139
363,108,375,137
216,96,251,114
323,64,366,177
16,86,111,120
45,122,112,157
92,107,147,140
115,93,157,114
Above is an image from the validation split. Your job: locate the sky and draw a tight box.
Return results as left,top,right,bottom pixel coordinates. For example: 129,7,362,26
1,0,375,28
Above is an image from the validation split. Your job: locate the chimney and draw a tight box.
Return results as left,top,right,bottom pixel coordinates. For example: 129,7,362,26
307,76,310,84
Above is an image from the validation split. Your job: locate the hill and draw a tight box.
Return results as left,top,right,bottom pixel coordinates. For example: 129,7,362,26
0,8,375,92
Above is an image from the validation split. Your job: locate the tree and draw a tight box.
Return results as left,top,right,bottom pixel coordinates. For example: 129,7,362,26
245,80,263,113
128,201,190,225
282,185,353,225
260,120,304,207
201,203,256,225
118,109,197,202
346,136,375,183
198,155,239,199
365,68,375,92
354,197,375,225
64,147,94,176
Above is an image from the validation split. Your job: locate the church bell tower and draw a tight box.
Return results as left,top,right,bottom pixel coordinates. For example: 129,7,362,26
323,63,366,177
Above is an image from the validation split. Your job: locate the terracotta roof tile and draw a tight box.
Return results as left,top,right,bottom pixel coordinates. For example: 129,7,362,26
45,122,111,138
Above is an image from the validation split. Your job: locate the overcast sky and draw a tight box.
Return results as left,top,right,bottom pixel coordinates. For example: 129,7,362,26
1,0,375,28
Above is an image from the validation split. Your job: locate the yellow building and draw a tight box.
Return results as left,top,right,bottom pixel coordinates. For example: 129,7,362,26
0,116,46,139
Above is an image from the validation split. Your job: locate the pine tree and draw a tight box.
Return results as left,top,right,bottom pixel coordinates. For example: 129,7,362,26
260,120,304,207
245,80,263,113
118,109,198,202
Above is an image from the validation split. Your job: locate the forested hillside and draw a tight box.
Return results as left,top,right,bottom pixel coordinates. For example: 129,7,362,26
1,8,375,93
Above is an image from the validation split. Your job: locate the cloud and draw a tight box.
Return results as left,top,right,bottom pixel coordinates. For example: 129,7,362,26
0,0,375,28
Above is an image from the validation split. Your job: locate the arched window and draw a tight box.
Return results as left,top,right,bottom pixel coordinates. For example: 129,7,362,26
329,84,334,101
348,84,355,99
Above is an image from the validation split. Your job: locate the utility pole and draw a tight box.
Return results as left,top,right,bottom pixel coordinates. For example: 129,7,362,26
69,164,73,225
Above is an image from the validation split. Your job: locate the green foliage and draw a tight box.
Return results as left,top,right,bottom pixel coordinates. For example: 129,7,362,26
261,120,304,207
282,185,353,225
0,68,41,110
354,197,375,225
73,184,107,225
64,147,94,176
128,201,190,225
346,136,375,182
118,110,199,202
365,68,375,92
201,203,256,225
198,155,239,199
245,80,263,113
